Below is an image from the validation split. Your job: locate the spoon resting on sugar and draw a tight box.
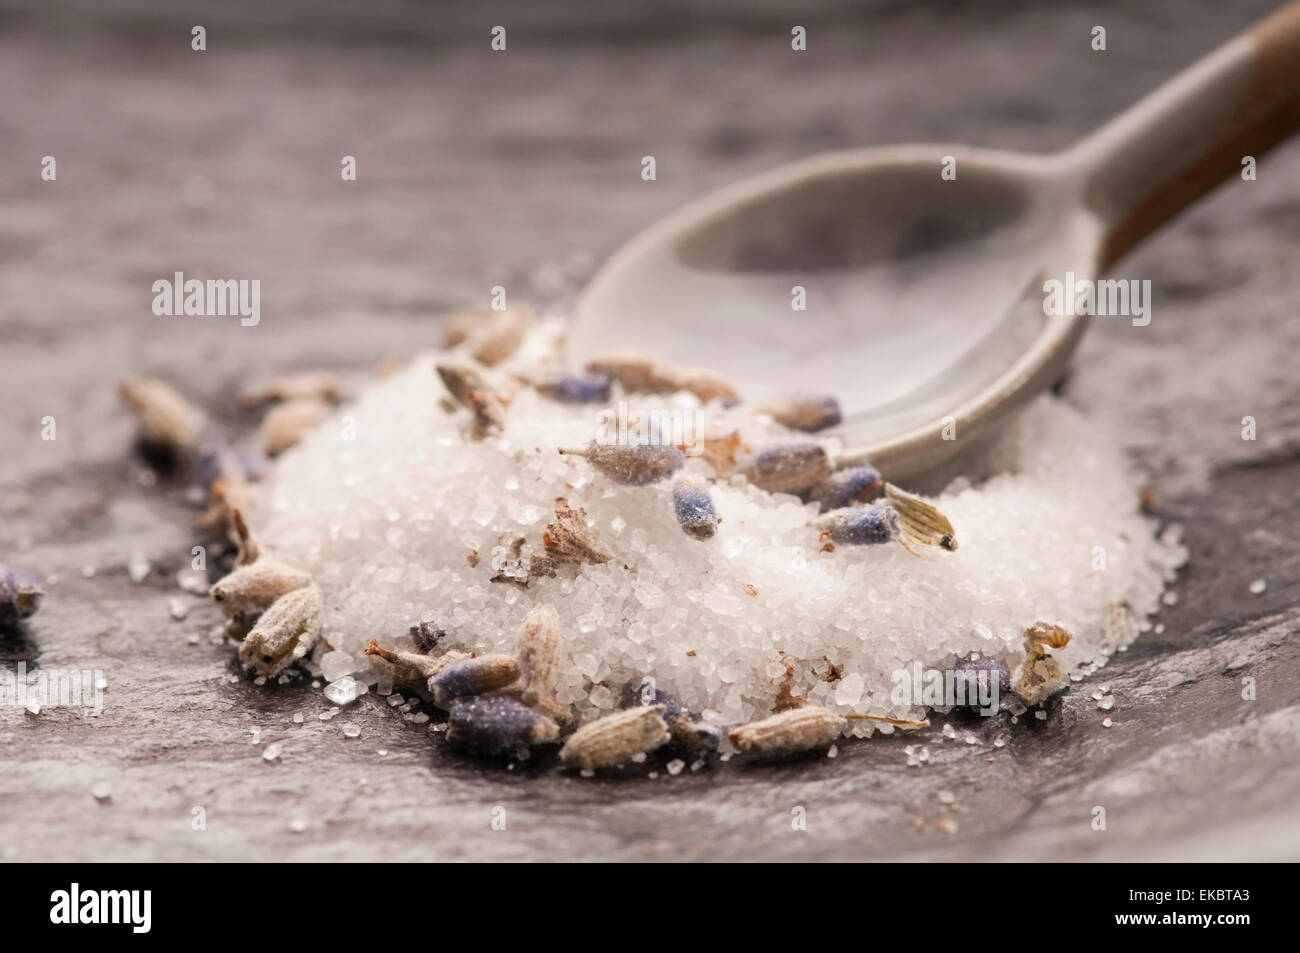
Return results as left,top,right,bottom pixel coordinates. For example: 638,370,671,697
569,2,1300,481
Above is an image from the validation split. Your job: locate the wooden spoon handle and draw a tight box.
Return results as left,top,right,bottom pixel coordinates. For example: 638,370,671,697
1068,1,1300,268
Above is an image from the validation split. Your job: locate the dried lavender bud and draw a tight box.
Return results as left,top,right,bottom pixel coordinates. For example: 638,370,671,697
536,373,612,404
741,442,830,493
238,586,323,678
883,483,957,554
823,505,900,546
466,390,506,440
618,678,682,724
365,639,469,688
760,394,843,432
671,720,722,756
196,446,243,492
198,476,256,538
446,696,560,757
210,561,312,620
428,654,520,708
435,363,488,407
560,705,671,770
409,621,446,653
953,655,1010,710
239,371,343,409
1024,621,1072,655
585,353,740,404
728,705,846,758
512,606,568,722
672,367,741,405
807,465,884,511
585,354,670,394
446,306,531,366
0,567,44,624
530,497,610,572
561,442,685,486
1012,622,1072,706
616,679,717,755
118,377,204,452
230,508,261,567
261,398,330,456
672,474,719,540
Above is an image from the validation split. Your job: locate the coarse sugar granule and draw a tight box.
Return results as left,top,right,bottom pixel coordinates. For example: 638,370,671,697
258,320,1185,731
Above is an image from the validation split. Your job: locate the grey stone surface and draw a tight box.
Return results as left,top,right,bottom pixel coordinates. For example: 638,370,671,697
1,0,1297,861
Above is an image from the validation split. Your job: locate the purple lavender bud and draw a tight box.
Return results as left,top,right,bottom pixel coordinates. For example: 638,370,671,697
619,678,682,723
427,655,520,708
446,696,560,756
0,567,44,624
538,374,613,404
828,505,900,545
808,466,884,511
672,475,718,540
953,655,1009,711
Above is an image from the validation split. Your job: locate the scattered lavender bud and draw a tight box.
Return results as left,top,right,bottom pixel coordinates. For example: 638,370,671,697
953,655,1010,709
511,606,570,723
729,705,846,758
231,508,261,567
536,373,612,404
672,474,719,540
443,306,531,366
883,482,958,554
261,398,331,456
240,370,344,409
561,442,685,486
618,679,717,755
446,696,560,757
210,562,312,621
560,705,671,769
0,567,44,624
741,442,830,493
365,639,471,688
760,394,843,432
238,587,323,678
585,353,741,404
823,505,900,546
435,363,489,407
196,445,268,492
1011,621,1072,706
618,678,682,724
118,377,204,453
428,654,520,708
807,465,884,511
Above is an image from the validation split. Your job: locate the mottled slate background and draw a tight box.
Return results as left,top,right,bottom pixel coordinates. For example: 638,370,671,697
1,0,1297,861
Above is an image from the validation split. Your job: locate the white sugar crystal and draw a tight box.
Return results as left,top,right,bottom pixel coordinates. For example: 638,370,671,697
666,758,686,775
289,818,307,833
323,676,359,706
342,724,361,738
262,743,283,762
1248,579,1266,595
168,596,190,621
91,782,112,803
834,672,864,707
25,698,43,715
320,652,356,683
257,323,1185,728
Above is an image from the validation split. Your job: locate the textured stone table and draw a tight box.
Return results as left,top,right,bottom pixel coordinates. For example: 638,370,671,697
1,0,1297,861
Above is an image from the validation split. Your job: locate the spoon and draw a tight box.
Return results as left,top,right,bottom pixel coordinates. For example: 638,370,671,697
569,2,1300,481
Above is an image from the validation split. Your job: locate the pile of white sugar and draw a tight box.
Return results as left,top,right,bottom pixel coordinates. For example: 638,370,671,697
259,322,1186,732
